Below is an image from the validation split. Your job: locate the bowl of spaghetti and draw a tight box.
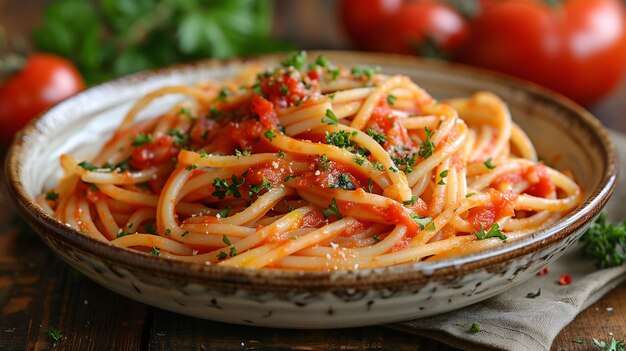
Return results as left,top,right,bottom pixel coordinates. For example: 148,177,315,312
6,51,616,328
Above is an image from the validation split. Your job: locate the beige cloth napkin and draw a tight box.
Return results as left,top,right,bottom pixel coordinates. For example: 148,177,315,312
387,131,626,351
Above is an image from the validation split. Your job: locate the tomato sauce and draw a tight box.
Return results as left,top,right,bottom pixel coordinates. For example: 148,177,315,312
466,189,516,230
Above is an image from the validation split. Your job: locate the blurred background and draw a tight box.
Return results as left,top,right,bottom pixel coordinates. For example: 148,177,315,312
1,0,625,143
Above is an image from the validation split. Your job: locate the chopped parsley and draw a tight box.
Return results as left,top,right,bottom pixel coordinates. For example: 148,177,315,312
468,323,481,334
366,128,387,145
592,337,625,351
185,164,197,171
179,107,195,121
116,230,130,238
418,127,435,159
367,178,373,193
150,247,160,256
484,158,496,170
351,65,380,80
526,289,541,298
264,129,276,141
313,54,330,68
164,228,171,236
199,150,209,158
373,234,380,243
317,154,330,170
217,88,231,103
279,84,289,95
217,251,228,260
322,198,343,219
45,191,59,200
167,129,189,146
437,169,449,185
411,214,433,230
354,154,365,165
2,328,15,333
45,327,63,341
277,151,285,158
281,51,307,70
465,192,476,198
229,246,237,257
156,331,166,337
371,162,384,171
332,173,355,191
212,173,247,199
322,109,339,126
474,223,507,242
249,177,271,197
386,94,397,105
235,149,251,158
222,235,232,246
145,223,157,234
572,338,585,344
326,130,355,148
78,161,100,171
131,133,152,146
581,212,626,268
284,175,297,182
391,153,417,173
403,195,418,206
217,208,230,218
181,231,189,237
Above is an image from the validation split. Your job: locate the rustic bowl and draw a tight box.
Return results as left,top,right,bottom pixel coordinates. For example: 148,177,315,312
5,51,617,328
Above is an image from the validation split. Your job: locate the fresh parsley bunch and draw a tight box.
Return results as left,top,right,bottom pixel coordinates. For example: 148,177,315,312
580,213,626,269
33,0,291,84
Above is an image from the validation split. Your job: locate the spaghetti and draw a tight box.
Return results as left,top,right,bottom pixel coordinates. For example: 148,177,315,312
38,52,582,270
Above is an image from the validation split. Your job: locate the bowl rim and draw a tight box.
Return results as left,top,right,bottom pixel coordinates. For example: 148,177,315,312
5,51,618,290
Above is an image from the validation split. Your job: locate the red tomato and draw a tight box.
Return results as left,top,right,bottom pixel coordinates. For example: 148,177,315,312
0,53,84,144
340,0,469,57
379,2,470,56
458,0,626,105
339,0,404,50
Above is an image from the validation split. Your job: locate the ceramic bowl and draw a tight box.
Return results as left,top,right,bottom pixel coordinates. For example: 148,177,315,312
5,52,617,328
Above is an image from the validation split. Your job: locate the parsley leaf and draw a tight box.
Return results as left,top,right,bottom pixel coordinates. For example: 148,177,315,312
474,223,507,242
367,128,387,145
217,208,230,218
222,235,232,246
326,130,354,148
45,191,59,201
387,94,397,105
235,149,251,158
78,161,101,172
581,213,626,268
332,173,356,191
131,133,152,146
468,323,481,334
281,51,307,70
403,195,418,206
418,127,435,159
264,129,276,141
217,251,228,260
367,178,374,193
322,109,339,126
217,88,231,103
212,173,246,199
46,327,63,341
526,289,541,298
317,154,330,170
167,129,189,146
150,247,160,256
249,177,271,197
484,158,496,170
179,107,195,121
592,337,625,351
322,198,343,219
351,65,380,80
185,164,197,171
437,169,449,185
411,214,433,230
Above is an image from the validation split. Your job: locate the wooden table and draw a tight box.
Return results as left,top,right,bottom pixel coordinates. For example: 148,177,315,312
0,87,624,351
